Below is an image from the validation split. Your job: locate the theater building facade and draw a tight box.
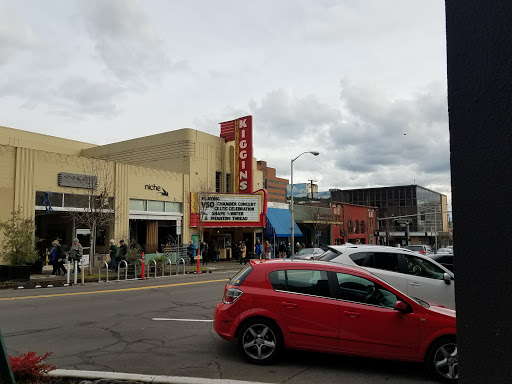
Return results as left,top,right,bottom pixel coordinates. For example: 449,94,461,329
0,118,264,264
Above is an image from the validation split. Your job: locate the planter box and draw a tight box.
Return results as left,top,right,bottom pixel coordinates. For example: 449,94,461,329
27,260,43,274
0,265,31,282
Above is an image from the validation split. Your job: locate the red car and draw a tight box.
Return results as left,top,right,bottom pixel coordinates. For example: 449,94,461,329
214,259,457,383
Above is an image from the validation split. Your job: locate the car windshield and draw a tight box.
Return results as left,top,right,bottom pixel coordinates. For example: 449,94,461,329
317,250,341,261
229,265,253,286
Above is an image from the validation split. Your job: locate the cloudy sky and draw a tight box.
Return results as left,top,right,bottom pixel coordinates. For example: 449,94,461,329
1,0,450,202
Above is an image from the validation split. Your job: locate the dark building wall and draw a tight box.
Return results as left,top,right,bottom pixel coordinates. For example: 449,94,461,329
446,2,512,382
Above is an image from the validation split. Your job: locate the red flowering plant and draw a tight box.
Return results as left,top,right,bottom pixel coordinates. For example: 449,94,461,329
7,351,57,383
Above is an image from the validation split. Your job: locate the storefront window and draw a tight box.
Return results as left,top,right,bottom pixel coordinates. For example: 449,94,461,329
147,200,165,212
35,191,63,207
129,199,146,211
64,194,89,209
165,202,181,212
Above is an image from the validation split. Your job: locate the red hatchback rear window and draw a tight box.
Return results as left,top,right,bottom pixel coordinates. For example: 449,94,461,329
229,265,253,286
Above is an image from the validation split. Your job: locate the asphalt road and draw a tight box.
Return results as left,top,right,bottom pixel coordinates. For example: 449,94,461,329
0,270,436,383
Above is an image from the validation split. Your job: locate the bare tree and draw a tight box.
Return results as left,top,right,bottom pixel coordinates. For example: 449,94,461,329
65,159,118,274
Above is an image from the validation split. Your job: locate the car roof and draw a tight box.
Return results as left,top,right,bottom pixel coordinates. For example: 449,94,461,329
327,244,415,253
248,258,376,278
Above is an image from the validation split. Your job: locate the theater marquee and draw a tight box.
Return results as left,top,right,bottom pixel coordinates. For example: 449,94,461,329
190,190,267,228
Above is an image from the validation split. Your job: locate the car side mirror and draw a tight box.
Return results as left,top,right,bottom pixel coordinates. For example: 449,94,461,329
443,273,452,285
394,300,410,313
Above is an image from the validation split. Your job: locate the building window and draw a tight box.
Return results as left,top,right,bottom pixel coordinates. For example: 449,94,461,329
216,172,221,193
147,200,165,212
226,174,231,193
263,179,267,189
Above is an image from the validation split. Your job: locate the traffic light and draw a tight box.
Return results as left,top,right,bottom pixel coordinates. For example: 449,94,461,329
420,211,426,221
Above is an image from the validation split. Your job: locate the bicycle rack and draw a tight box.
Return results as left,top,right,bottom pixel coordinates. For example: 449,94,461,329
134,259,143,280
147,259,157,279
163,258,172,277
179,257,186,275
99,261,109,282
118,260,128,281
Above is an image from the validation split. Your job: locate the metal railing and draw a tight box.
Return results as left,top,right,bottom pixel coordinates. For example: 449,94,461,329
147,259,157,279
134,259,143,280
118,260,128,281
178,257,186,275
163,258,172,277
99,261,109,282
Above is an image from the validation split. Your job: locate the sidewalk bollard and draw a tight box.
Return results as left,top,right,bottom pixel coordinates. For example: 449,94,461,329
118,260,128,281
74,260,78,285
196,249,200,274
142,252,145,279
66,260,70,285
81,257,85,285
98,261,109,282
164,258,172,277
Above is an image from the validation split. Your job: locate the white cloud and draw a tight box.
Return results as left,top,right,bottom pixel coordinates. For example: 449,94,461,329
0,4,38,65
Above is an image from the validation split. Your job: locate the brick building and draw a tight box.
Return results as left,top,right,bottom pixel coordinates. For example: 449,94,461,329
257,161,289,203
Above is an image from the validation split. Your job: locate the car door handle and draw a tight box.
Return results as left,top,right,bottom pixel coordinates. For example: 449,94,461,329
344,311,360,318
409,282,421,287
281,302,297,308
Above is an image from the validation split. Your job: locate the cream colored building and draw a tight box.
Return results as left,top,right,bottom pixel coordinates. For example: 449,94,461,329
0,125,263,264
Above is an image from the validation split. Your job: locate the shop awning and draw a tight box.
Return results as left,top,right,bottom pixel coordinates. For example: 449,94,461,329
264,208,303,237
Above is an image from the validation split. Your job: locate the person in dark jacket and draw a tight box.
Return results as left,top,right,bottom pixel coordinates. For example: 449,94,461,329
201,241,209,265
52,240,67,276
118,239,128,262
278,242,286,258
69,238,83,273
255,240,263,260
187,241,196,265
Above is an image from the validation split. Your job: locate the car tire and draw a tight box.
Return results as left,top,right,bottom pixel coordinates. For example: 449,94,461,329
425,336,458,383
238,318,283,365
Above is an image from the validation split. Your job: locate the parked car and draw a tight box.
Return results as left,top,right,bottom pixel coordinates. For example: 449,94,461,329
429,253,454,273
319,244,455,309
405,244,432,254
436,248,453,254
213,259,457,383
291,247,325,260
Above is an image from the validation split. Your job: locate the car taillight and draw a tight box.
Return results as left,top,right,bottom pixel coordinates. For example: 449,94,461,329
223,287,243,304
419,251,426,254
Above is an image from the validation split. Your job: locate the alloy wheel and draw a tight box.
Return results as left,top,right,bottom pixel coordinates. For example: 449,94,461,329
433,342,458,380
242,323,277,360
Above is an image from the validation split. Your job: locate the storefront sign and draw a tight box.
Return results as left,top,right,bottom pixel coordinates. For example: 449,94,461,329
190,190,267,228
58,173,97,189
235,116,253,193
144,184,169,196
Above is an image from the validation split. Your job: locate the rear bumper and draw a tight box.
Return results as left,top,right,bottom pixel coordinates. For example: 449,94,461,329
213,302,236,342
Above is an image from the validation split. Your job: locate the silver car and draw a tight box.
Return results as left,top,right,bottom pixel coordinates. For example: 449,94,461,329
319,244,455,309
291,247,325,260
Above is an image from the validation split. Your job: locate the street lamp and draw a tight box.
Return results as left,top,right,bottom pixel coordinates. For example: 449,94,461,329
291,151,319,256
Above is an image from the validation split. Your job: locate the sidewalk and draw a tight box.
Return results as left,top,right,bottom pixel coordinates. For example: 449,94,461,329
0,259,245,289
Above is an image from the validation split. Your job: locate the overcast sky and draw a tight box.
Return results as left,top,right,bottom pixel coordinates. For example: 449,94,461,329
1,0,450,203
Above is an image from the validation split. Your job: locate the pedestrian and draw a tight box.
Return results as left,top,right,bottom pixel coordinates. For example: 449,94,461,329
212,241,219,263
278,242,286,258
295,242,302,254
286,242,292,258
264,241,271,259
109,239,118,271
201,241,209,265
118,239,128,265
240,241,247,264
187,240,196,266
51,240,67,276
255,240,263,260
69,238,83,273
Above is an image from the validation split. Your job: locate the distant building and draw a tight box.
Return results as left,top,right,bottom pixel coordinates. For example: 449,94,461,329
257,161,288,203
330,185,449,247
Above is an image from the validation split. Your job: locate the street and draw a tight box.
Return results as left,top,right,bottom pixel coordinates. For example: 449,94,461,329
0,270,435,383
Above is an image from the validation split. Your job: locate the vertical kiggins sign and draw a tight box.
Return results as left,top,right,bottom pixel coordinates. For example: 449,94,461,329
235,116,253,193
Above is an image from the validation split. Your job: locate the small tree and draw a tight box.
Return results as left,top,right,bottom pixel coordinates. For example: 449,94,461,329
0,208,38,266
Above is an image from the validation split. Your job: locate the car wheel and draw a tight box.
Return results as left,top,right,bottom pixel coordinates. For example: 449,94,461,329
238,318,283,365
425,336,458,383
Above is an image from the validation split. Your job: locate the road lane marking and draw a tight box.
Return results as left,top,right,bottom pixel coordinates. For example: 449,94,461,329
0,279,228,301
152,318,213,322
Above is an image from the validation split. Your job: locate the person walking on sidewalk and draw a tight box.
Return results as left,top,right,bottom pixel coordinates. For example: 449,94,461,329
201,241,209,265
187,241,196,266
264,241,271,259
118,239,128,265
51,240,67,276
69,238,83,273
240,241,247,264
255,240,263,260
286,242,292,258
278,242,286,258
109,239,118,271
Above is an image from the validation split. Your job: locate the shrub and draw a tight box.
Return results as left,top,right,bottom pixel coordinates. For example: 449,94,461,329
8,351,57,384
0,209,39,266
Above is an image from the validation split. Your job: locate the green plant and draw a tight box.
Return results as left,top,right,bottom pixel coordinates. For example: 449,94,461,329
0,209,38,266
125,240,143,264
8,351,56,384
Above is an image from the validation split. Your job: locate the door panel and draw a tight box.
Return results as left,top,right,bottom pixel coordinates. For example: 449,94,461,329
269,269,339,350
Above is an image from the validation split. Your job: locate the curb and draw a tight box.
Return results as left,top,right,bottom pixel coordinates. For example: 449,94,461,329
49,369,272,384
